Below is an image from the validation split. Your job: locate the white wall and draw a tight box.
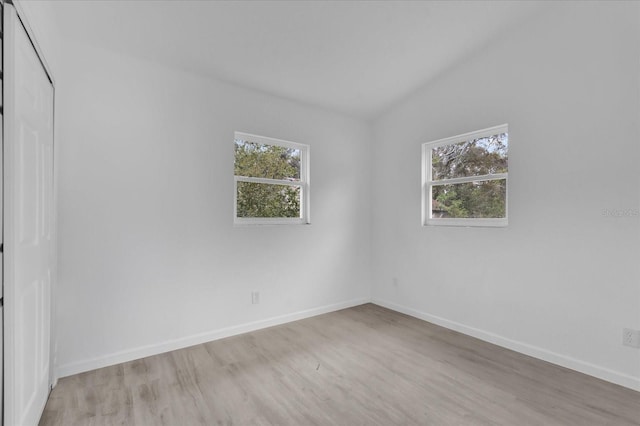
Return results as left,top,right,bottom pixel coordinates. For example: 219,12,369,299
53,39,372,376
371,2,640,390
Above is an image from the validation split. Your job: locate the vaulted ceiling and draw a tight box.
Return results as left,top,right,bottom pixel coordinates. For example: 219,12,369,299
49,0,546,119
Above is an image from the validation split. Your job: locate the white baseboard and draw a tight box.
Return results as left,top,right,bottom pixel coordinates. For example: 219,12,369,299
57,296,640,393
57,297,370,378
372,298,640,392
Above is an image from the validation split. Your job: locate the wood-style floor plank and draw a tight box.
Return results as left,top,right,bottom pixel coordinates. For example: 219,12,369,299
39,304,640,425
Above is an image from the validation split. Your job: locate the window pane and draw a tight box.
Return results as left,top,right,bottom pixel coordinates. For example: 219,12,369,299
234,139,301,181
236,181,301,218
432,179,506,219
432,133,508,180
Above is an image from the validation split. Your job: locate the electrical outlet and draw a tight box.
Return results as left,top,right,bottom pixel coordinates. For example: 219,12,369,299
622,328,640,348
251,291,260,305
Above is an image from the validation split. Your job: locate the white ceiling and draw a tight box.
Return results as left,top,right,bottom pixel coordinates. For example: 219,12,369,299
49,0,546,120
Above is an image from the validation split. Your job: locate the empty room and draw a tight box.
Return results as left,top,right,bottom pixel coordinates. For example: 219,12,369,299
2,0,639,425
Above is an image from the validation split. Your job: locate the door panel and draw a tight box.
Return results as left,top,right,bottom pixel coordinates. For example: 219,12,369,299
17,280,39,416
4,4,55,426
18,126,39,245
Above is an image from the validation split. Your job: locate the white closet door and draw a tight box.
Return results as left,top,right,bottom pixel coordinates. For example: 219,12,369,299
3,4,55,426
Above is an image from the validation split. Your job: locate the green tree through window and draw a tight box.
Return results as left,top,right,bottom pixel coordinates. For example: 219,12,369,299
431,133,508,218
423,125,508,226
234,134,309,223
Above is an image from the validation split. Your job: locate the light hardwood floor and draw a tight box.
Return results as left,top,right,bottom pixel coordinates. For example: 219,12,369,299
40,304,640,425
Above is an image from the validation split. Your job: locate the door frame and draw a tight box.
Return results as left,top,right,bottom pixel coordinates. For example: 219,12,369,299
3,1,57,424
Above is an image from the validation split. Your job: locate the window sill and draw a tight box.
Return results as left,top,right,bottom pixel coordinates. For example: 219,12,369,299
234,219,311,226
424,218,507,228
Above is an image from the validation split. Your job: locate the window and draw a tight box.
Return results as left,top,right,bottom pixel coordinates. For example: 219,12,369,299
234,132,310,224
422,124,508,227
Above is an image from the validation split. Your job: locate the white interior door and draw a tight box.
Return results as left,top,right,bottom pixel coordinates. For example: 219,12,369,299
3,4,55,426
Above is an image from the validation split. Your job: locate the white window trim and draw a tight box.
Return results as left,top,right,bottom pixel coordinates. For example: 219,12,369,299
422,124,508,228
234,132,311,225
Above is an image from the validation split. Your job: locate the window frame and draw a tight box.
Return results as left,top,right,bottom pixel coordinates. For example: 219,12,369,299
234,132,311,225
422,124,508,228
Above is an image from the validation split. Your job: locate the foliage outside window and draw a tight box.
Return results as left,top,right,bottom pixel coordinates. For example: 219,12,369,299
234,132,310,224
422,124,508,227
